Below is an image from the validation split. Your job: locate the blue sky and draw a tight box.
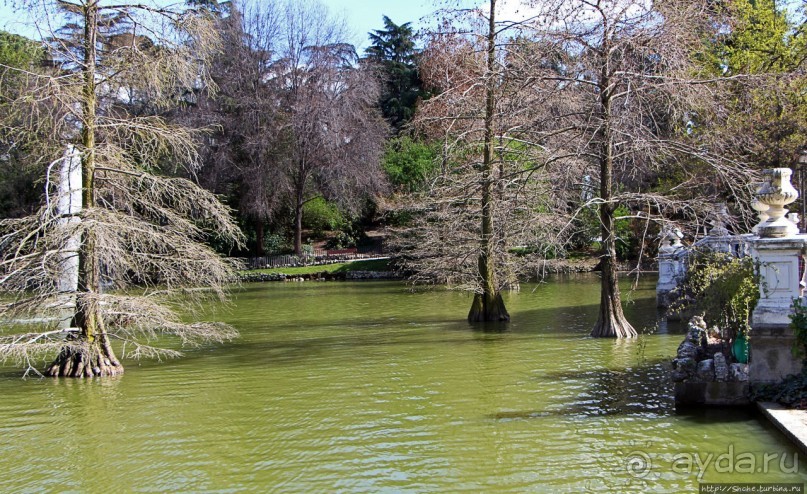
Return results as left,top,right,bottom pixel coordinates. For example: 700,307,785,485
324,0,440,51
0,0,444,49
0,0,547,50
3,0,805,44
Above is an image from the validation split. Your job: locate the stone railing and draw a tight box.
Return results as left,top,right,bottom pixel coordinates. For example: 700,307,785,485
672,167,807,405
656,214,752,308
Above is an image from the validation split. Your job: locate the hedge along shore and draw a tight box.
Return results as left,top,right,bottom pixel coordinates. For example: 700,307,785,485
237,257,659,283
239,270,400,283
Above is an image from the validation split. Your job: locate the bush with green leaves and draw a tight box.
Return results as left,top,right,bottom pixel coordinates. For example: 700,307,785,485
668,251,759,340
324,231,356,250
263,233,289,255
382,136,438,193
569,204,636,259
303,197,347,237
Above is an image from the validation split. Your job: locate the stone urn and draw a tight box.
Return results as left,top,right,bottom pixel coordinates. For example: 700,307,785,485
756,168,799,238
751,182,770,235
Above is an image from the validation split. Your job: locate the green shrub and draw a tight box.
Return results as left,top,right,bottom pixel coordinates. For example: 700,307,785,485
669,252,759,340
263,233,289,255
325,231,357,250
569,204,636,259
303,198,346,236
383,136,438,192
509,245,560,259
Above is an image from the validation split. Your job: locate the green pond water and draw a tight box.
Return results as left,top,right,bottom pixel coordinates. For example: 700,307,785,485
1,274,805,493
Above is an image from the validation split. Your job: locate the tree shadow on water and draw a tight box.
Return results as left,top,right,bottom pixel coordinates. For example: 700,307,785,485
489,356,676,421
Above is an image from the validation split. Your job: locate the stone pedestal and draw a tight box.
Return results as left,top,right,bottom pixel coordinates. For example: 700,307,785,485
749,234,807,382
656,253,681,308
656,229,684,308
747,329,800,383
750,235,807,329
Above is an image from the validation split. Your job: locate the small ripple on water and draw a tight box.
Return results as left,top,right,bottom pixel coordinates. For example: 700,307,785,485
0,279,803,492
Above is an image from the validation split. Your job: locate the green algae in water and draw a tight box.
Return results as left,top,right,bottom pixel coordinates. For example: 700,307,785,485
0,275,803,492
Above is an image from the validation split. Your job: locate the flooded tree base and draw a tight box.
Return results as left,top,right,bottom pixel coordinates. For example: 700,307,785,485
44,342,123,378
591,255,636,338
591,311,637,338
468,292,510,323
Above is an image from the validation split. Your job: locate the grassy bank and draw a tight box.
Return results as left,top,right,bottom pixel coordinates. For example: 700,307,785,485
243,258,390,276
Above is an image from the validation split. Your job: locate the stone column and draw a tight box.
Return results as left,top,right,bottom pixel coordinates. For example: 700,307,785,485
749,167,807,382
656,228,683,308
56,145,82,329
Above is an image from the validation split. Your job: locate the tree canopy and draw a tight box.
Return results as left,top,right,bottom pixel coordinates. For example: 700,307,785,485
0,0,243,377
364,15,426,132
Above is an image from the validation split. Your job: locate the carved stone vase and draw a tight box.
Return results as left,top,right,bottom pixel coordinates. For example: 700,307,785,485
756,168,799,238
751,182,770,235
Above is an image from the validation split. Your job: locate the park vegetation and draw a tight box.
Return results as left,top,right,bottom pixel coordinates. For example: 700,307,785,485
1,0,807,376
0,0,243,376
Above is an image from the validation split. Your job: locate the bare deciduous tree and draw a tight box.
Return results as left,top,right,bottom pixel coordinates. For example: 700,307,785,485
398,0,758,330
393,0,565,322
186,1,285,256
0,0,243,377
270,1,388,255
190,0,388,256
520,0,757,337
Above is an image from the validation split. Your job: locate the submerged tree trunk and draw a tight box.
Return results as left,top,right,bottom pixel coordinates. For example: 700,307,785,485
590,73,635,338
46,0,124,376
45,317,123,377
468,254,510,322
467,0,509,324
591,212,636,338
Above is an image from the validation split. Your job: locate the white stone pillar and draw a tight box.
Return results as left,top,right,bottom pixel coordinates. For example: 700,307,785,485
750,235,807,328
656,228,684,307
56,145,82,328
749,167,805,382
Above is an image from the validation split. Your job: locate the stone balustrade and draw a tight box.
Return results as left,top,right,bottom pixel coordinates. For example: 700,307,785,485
672,167,807,405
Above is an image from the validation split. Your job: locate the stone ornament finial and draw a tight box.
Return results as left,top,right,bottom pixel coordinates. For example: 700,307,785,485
708,203,730,236
756,168,800,238
658,227,683,255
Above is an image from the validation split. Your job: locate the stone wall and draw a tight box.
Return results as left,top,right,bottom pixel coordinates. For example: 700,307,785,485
748,327,802,383
673,316,750,406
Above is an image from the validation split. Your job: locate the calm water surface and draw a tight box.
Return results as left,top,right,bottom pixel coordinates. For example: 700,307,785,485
0,274,805,493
